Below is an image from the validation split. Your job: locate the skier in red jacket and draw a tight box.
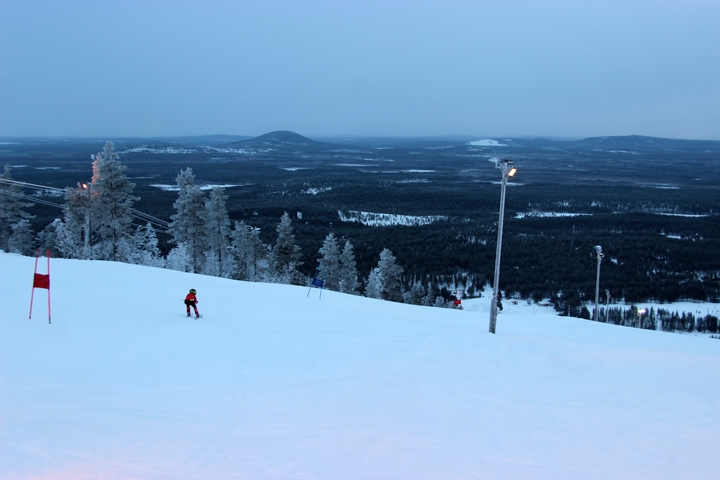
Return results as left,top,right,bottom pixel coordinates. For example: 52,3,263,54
184,289,200,317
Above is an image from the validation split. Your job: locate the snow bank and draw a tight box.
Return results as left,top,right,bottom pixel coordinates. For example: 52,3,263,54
2,252,719,479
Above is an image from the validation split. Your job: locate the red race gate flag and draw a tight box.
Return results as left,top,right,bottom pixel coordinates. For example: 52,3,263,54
29,249,51,323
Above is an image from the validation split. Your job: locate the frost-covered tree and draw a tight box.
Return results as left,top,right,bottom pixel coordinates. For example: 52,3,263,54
36,218,62,257
166,242,192,272
317,232,341,291
55,216,81,259
168,168,207,273
403,281,426,305
376,248,404,302
121,223,164,267
338,239,360,295
270,212,303,285
229,221,269,281
90,142,137,260
9,219,34,255
58,183,94,259
365,267,383,299
229,221,250,280
202,187,234,277
0,164,34,252
433,296,449,308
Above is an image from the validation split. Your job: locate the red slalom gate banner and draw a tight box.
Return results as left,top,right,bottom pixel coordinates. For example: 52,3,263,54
29,249,51,324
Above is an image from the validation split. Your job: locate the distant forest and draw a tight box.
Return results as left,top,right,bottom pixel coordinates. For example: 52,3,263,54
2,132,719,312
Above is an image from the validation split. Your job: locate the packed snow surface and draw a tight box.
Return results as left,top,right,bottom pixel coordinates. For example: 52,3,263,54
2,252,719,479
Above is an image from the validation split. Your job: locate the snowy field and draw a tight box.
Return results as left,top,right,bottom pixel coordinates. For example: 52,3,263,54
1,252,719,479
337,210,448,227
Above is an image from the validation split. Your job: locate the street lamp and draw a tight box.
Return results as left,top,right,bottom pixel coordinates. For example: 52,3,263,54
594,245,603,321
489,159,517,334
79,182,91,257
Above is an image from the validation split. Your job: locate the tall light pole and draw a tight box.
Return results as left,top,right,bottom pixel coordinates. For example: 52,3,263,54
594,245,603,321
79,182,91,258
489,159,517,334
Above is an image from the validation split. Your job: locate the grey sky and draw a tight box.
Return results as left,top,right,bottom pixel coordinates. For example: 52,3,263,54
1,0,719,140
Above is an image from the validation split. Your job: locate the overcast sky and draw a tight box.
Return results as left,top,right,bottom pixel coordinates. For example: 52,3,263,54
1,0,719,140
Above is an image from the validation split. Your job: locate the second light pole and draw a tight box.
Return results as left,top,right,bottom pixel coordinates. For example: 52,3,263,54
594,245,603,321
489,158,517,334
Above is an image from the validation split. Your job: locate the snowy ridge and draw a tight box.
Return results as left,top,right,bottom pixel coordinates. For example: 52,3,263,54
121,146,197,154
2,251,719,479
338,210,448,227
120,145,263,155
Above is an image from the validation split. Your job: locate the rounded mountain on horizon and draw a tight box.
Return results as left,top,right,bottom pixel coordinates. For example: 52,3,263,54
233,130,328,149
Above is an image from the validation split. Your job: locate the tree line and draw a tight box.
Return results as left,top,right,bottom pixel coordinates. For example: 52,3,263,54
3,141,719,312
0,142,458,307
583,304,720,334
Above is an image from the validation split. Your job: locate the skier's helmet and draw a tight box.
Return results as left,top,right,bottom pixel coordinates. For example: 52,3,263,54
189,289,196,294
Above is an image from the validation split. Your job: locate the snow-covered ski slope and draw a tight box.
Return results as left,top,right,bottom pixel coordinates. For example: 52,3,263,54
1,252,719,479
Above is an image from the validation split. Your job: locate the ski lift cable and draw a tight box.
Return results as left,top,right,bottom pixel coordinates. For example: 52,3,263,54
129,214,170,231
0,189,65,209
130,209,170,227
1,179,169,225
1,186,170,231
0,177,66,192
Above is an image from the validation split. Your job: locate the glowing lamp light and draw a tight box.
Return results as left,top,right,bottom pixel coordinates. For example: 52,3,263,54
508,167,517,177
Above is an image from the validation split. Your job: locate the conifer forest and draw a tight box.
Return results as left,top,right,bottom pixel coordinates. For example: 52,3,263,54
1,132,719,320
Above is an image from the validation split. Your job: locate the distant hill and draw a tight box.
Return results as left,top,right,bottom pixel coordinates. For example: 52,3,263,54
573,135,720,151
233,131,330,149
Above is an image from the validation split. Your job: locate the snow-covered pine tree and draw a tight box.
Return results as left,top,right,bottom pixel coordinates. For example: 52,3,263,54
202,187,234,278
229,221,250,280
376,248,404,302
229,221,269,281
248,226,270,282
0,164,34,252
403,281,426,305
317,232,341,291
270,212,303,285
9,219,34,255
35,218,62,257
166,242,192,272
433,296,449,308
90,142,137,261
168,168,207,273
58,183,93,259
365,267,383,299
121,223,164,267
338,239,360,295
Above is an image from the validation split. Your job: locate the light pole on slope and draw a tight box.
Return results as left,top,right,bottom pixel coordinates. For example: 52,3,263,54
489,159,517,334
594,245,604,321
